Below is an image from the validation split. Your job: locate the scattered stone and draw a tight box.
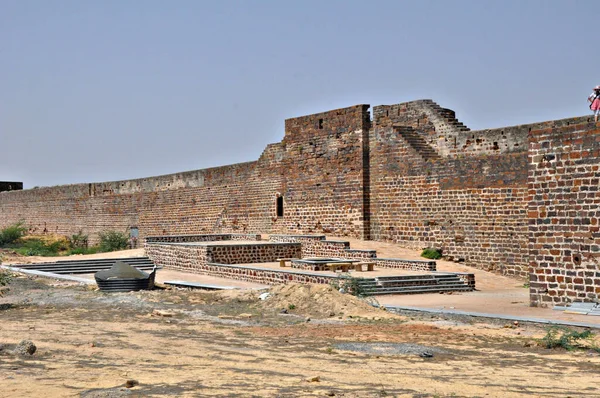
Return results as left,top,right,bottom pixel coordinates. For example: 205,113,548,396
124,379,139,388
217,314,235,320
419,352,434,358
258,292,271,300
307,376,320,382
14,340,36,356
152,309,174,317
280,308,288,314
305,317,311,323
523,342,532,348
0,286,9,297
329,311,335,317
238,313,253,319
513,321,520,327
326,391,336,396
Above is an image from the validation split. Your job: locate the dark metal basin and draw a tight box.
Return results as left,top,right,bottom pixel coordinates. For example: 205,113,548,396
94,261,156,292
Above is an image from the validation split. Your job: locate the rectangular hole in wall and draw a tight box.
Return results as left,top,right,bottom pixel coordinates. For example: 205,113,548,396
276,196,284,218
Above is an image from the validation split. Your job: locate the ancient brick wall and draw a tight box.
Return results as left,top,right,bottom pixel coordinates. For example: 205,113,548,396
275,105,371,239
0,157,283,244
528,118,600,306
145,234,261,244
368,105,530,278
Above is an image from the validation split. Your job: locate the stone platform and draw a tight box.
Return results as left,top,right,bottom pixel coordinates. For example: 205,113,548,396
144,234,475,295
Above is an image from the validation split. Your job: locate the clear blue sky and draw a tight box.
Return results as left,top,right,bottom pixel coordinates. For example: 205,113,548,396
2,0,598,188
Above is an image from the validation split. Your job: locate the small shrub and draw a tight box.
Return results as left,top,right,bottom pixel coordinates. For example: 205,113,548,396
98,230,129,252
68,230,89,249
15,239,62,256
331,274,368,297
0,270,11,287
0,221,28,246
288,304,296,310
421,248,442,260
540,326,598,351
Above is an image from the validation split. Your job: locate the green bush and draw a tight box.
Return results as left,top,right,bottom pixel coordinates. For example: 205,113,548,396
421,248,442,260
0,221,28,246
98,230,129,252
14,239,63,257
68,230,89,249
0,270,11,287
540,326,598,351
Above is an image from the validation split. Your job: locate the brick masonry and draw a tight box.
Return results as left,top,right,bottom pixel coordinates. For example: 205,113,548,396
528,120,600,306
2,99,599,304
144,234,459,288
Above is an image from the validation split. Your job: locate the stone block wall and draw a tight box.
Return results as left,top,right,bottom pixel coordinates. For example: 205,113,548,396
528,119,600,306
368,112,530,277
0,158,283,244
145,233,261,244
277,105,371,239
269,234,376,259
146,241,301,270
373,259,436,271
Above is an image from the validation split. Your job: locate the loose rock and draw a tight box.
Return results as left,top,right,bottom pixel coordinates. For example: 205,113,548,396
152,309,174,317
14,340,36,356
124,379,139,388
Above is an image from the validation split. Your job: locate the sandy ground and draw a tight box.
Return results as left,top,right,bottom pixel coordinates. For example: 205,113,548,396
1,277,600,397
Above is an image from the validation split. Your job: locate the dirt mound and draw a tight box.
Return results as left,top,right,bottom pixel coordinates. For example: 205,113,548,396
262,283,398,319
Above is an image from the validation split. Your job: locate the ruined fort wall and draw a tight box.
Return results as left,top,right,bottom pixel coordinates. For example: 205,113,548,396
368,106,530,277
528,118,600,306
0,156,284,244
0,105,373,243
274,105,371,239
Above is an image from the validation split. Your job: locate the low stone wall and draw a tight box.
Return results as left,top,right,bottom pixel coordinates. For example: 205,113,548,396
269,234,376,259
374,258,436,271
184,262,336,286
145,233,261,244
208,243,301,264
146,244,209,272
146,241,301,269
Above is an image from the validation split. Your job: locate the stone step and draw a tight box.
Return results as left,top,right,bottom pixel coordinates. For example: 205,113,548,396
361,285,472,295
378,281,466,289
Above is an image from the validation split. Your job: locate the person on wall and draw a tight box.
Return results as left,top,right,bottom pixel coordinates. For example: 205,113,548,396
588,85,600,123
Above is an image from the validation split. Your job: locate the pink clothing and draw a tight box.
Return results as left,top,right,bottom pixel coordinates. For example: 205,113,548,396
592,98,600,111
